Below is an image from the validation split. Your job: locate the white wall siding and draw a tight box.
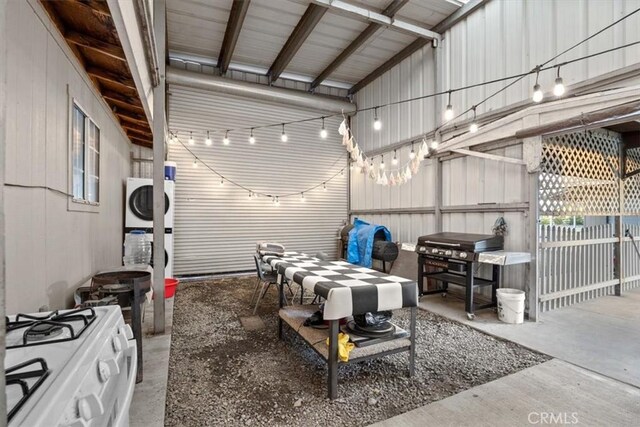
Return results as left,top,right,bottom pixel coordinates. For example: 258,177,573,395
168,85,348,275
440,0,640,120
4,0,132,313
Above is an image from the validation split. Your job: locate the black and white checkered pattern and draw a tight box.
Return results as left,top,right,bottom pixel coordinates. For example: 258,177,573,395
262,252,418,320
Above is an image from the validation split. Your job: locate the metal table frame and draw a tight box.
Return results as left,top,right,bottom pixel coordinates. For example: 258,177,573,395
275,272,417,399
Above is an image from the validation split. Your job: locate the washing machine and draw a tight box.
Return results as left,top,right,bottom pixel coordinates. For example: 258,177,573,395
125,178,175,229
124,231,173,278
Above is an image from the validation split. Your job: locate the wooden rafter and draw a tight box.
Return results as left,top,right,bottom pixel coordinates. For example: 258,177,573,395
102,91,145,114
87,67,136,91
348,38,428,95
218,0,251,75
310,0,408,90
116,110,149,126
122,122,153,136
70,0,111,17
267,3,327,83
65,30,126,61
129,135,153,147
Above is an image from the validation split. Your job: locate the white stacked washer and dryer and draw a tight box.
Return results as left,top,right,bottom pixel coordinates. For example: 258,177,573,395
125,178,175,277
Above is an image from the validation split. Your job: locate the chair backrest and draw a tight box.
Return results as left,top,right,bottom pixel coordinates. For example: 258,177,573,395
253,254,266,280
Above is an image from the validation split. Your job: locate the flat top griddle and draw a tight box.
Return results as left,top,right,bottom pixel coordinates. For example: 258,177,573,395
417,232,503,252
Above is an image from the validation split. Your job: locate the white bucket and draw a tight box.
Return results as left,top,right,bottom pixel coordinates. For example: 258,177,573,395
496,288,525,324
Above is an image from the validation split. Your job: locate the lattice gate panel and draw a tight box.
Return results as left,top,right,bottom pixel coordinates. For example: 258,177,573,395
624,147,640,214
539,130,621,216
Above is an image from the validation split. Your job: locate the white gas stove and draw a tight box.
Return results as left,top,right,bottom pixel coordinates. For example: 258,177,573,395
5,306,137,426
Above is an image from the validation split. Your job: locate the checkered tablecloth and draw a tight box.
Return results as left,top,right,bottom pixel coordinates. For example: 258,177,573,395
262,252,418,320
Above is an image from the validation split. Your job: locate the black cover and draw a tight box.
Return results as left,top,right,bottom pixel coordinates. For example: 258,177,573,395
371,240,399,262
417,232,503,252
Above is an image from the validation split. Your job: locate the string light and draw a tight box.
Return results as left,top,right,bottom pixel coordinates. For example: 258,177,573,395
370,157,374,168
340,169,344,177
469,106,478,133
349,162,354,171
249,128,256,144
323,182,327,191
444,90,454,121
192,159,197,168
380,155,385,170
431,140,439,150
373,107,381,130
392,150,398,165
409,143,416,160
554,66,565,97
281,124,288,142
301,192,305,201
223,130,230,145
168,132,175,144
205,131,212,146
532,68,543,103
249,191,253,199
188,132,195,145
220,178,224,186
320,117,328,139
274,196,280,206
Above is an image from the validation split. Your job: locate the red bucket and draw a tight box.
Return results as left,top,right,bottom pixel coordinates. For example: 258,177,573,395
164,278,179,298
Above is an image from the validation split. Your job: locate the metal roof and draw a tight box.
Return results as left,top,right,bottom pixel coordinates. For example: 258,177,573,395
166,0,464,90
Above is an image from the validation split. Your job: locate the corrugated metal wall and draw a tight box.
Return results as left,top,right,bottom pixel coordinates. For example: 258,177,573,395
439,0,640,119
168,85,348,275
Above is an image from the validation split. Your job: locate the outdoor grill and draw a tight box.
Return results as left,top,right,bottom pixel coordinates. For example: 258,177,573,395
416,232,504,320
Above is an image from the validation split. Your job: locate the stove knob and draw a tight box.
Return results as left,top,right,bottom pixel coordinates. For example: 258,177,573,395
78,393,104,421
119,324,134,340
98,358,120,383
112,335,122,353
459,252,468,259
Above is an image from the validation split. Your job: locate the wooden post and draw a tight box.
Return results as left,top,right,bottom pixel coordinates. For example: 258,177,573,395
152,0,166,333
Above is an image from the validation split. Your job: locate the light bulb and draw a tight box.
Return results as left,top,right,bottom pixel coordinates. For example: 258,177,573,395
220,178,224,186
409,145,416,160
341,169,344,176
373,107,381,130
223,131,230,145
349,162,354,170
532,83,543,103
470,122,479,133
301,192,305,202
280,124,287,142
553,77,565,96
249,191,253,199
168,133,175,144
380,156,385,170
249,135,256,144
323,182,327,191
205,131,212,146
392,150,398,165
275,196,280,206
188,132,195,145
192,159,197,168
444,104,454,121
320,117,328,138
430,140,439,150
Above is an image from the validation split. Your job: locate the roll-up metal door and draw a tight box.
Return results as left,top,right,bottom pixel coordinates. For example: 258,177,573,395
168,85,348,275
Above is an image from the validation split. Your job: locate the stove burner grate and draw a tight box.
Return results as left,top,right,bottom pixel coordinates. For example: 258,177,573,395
5,307,97,349
6,358,50,422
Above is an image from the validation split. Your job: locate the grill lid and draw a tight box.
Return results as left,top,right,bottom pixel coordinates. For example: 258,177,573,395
417,232,504,252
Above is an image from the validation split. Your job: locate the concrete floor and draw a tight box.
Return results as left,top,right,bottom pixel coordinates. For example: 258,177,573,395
129,299,174,427
372,359,640,427
419,287,640,387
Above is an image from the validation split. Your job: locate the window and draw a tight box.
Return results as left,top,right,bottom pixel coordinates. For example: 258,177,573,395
71,103,100,204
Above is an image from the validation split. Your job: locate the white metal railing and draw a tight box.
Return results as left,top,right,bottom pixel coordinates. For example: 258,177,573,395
539,223,640,311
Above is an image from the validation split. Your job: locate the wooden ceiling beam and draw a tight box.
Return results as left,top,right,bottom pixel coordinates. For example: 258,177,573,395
128,135,153,147
65,30,126,61
348,38,428,95
116,110,149,126
87,67,136,91
310,0,408,90
123,123,153,137
218,0,251,75
101,89,143,107
70,0,111,18
267,3,327,83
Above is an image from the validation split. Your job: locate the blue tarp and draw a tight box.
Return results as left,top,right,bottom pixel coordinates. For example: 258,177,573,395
346,218,392,268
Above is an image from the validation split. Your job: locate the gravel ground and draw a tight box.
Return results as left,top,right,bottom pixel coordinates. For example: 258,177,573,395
165,277,549,427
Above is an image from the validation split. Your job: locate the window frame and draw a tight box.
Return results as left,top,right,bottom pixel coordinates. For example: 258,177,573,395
68,95,101,213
